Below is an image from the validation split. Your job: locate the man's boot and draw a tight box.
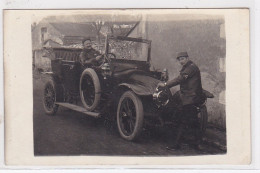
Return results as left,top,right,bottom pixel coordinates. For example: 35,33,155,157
166,124,184,151
191,127,203,150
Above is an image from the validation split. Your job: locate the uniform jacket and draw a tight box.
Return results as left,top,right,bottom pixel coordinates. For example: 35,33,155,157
79,48,100,64
166,60,203,105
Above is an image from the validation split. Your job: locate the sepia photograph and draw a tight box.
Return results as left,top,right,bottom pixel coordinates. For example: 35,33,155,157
32,11,226,156
3,9,250,166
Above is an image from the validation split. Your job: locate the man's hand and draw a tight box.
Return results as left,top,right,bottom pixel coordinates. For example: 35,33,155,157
96,55,103,61
157,82,167,91
157,82,166,87
84,58,96,64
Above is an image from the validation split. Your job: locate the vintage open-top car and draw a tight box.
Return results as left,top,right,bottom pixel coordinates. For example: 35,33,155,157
42,36,214,141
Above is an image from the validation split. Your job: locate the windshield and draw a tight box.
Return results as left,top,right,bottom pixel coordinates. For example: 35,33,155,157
108,38,150,61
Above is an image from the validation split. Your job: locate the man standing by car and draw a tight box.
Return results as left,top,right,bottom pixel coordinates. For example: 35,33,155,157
79,38,102,66
157,51,204,150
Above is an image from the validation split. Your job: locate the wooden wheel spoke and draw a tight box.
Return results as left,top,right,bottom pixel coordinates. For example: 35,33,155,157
129,119,135,132
43,80,59,115
126,99,130,110
120,98,137,134
117,91,143,140
44,85,55,110
122,117,129,132
130,115,136,121
122,102,128,113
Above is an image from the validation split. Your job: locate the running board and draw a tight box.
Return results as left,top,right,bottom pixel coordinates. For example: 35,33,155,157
56,102,100,118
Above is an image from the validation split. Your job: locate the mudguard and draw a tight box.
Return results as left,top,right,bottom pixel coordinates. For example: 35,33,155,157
119,73,160,96
203,89,214,98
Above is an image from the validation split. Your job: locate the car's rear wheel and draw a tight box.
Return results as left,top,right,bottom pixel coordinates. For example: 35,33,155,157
43,79,59,115
80,68,101,111
117,91,144,141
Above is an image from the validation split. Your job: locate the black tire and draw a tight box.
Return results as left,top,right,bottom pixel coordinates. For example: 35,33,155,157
42,79,59,115
199,105,208,133
117,91,144,141
79,68,101,111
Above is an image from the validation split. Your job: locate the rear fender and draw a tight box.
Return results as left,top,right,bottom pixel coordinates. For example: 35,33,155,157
203,89,214,98
42,72,63,83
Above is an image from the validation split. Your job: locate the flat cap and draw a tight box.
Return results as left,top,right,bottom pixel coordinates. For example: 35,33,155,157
177,51,189,59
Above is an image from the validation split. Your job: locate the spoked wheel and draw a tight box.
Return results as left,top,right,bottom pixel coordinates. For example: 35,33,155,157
80,68,101,111
117,91,144,141
82,75,95,105
43,79,59,115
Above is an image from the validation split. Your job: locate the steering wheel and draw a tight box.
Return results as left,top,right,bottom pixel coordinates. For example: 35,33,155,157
98,53,116,68
103,52,116,63
107,53,116,59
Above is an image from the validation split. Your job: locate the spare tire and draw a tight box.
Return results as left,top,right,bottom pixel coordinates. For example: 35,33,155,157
79,68,101,111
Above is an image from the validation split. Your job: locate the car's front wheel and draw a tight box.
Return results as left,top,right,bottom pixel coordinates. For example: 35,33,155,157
117,91,144,141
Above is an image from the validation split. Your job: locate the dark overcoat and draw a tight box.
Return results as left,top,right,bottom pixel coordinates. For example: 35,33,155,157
166,60,203,105
79,48,100,64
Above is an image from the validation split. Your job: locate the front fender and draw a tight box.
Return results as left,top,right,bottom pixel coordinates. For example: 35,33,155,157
118,73,161,96
119,83,155,96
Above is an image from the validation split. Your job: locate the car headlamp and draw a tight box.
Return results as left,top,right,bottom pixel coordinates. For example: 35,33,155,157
101,63,111,79
153,87,170,107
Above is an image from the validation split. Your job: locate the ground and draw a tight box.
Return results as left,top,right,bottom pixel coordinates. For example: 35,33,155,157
33,72,226,156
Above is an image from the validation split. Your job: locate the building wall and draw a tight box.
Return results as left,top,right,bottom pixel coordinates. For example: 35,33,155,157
31,22,64,50
32,22,64,71
33,50,51,71
130,19,226,128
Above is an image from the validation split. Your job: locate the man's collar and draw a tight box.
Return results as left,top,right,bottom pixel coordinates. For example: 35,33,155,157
183,60,192,67
180,60,192,71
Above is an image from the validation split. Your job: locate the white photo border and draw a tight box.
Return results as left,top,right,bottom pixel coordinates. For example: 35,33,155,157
0,0,259,171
